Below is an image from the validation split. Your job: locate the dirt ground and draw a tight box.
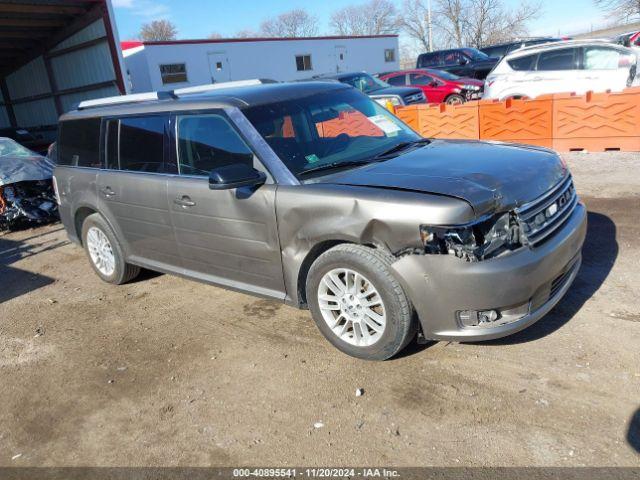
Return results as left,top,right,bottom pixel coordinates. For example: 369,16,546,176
1,152,639,467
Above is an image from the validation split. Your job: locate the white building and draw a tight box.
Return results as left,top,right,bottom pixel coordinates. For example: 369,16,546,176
0,0,126,139
122,35,400,93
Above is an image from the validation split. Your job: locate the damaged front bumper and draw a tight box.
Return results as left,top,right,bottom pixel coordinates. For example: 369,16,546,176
391,202,587,341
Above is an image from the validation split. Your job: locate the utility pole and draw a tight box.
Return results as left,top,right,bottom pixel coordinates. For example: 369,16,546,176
427,0,433,52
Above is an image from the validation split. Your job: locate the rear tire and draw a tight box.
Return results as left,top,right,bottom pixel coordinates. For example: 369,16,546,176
306,244,417,360
81,213,140,285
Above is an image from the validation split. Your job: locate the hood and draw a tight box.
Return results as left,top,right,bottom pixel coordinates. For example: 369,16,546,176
319,140,567,217
451,77,484,87
0,154,53,186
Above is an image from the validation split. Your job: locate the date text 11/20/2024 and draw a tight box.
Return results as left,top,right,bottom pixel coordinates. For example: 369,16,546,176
233,468,401,477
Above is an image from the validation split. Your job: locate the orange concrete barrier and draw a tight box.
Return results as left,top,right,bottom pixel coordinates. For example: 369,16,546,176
396,87,640,151
394,104,420,131
479,95,554,148
317,110,384,137
396,102,480,140
552,88,640,152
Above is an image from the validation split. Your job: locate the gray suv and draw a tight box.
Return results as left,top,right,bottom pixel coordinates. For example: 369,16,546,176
54,81,586,360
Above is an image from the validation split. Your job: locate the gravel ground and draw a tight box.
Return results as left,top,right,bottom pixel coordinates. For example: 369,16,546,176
0,152,639,467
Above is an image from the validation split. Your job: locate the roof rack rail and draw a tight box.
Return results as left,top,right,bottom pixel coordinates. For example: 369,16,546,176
77,78,278,110
513,38,614,54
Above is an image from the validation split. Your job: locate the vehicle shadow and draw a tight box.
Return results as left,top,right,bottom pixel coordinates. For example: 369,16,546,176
483,210,618,345
0,234,58,303
628,407,640,454
128,267,164,283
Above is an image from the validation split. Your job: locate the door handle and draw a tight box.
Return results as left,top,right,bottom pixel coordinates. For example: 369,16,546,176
100,187,116,198
174,196,196,207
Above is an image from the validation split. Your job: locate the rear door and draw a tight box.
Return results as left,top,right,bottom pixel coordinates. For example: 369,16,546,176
166,110,285,299
532,47,579,96
96,114,180,269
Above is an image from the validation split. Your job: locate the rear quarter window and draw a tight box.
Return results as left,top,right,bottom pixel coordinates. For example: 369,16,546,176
58,118,101,168
507,54,536,71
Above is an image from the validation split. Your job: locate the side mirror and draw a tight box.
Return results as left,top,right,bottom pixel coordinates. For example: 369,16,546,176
209,163,267,190
458,58,468,65
429,80,439,87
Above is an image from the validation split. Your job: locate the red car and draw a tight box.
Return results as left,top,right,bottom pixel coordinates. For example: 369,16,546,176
379,69,484,105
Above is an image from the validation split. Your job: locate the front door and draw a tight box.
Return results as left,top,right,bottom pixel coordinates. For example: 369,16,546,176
167,111,285,299
208,52,231,83
409,73,445,102
335,46,347,73
96,114,181,269
580,45,633,94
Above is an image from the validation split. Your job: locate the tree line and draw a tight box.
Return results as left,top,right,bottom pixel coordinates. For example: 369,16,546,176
138,0,640,51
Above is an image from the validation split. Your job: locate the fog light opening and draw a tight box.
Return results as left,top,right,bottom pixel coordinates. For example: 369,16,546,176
457,309,500,327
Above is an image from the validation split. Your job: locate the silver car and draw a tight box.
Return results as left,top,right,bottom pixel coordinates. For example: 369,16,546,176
54,81,586,360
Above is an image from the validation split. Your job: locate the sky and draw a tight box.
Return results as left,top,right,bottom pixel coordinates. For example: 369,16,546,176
111,0,608,42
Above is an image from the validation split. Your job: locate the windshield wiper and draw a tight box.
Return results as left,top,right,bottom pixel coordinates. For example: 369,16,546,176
373,138,431,160
298,160,372,178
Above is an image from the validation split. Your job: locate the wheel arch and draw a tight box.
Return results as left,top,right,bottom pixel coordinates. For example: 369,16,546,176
296,240,382,308
74,205,98,246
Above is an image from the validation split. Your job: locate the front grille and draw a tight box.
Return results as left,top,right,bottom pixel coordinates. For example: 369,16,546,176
516,176,577,247
404,92,425,104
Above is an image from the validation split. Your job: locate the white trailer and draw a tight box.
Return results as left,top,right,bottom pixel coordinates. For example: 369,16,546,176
122,35,400,93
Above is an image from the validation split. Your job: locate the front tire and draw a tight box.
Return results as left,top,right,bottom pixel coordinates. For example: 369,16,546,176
445,94,465,105
306,244,417,360
81,213,140,284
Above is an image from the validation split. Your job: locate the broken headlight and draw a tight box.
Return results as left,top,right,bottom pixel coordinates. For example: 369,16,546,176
420,212,522,262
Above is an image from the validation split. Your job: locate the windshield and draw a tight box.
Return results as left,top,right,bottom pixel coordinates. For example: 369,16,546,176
340,73,390,94
0,137,37,158
242,88,420,179
462,48,490,60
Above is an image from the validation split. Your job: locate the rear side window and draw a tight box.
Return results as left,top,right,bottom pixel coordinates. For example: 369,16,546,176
118,116,171,173
176,113,254,176
508,54,536,71
536,48,576,71
58,118,101,167
385,74,406,86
